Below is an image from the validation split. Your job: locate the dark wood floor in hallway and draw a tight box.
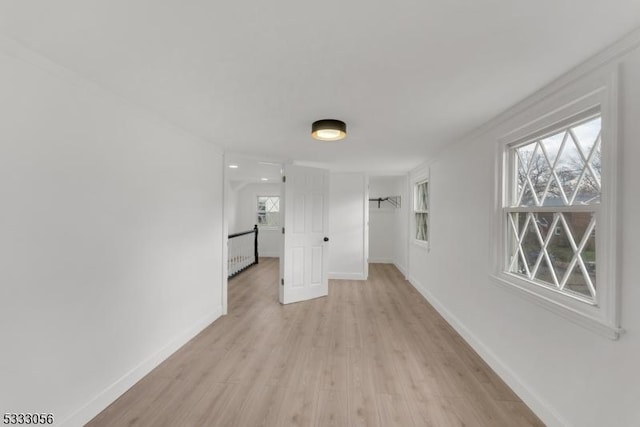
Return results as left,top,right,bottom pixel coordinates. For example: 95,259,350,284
88,258,544,427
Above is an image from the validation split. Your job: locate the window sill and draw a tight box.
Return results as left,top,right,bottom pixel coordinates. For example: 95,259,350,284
490,273,623,340
412,239,429,250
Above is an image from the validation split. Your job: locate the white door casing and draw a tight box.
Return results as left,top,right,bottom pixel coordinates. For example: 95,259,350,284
280,165,329,304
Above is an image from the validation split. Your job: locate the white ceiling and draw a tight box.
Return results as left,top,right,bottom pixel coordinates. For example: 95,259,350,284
1,1,639,173
225,153,283,186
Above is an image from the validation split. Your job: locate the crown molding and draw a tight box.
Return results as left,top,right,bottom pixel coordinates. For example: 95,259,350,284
413,25,640,174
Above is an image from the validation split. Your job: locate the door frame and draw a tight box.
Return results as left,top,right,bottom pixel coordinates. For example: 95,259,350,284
221,152,229,315
221,152,286,315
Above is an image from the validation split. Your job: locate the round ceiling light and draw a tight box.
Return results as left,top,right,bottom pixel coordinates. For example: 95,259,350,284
311,119,347,141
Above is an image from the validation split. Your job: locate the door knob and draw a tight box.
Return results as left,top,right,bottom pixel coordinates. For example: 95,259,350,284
323,237,329,242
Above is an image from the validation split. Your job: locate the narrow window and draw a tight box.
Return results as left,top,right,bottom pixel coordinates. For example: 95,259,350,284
414,180,429,242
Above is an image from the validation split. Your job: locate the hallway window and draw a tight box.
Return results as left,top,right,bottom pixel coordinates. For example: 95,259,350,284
414,179,429,242
494,70,620,338
257,196,280,228
505,113,601,302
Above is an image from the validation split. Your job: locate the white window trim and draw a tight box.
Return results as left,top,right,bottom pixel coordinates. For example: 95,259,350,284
411,169,430,250
492,66,622,339
256,195,280,230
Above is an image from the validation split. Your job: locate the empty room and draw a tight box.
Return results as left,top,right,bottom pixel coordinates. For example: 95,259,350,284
1,1,640,426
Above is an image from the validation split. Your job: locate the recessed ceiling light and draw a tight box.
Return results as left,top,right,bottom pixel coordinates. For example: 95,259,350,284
228,164,239,169
261,178,268,181
312,119,347,141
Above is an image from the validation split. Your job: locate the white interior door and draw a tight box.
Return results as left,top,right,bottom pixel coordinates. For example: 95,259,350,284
280,164,330,304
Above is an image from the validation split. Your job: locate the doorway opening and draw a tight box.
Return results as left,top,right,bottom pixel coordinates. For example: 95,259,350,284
367,175,409,273
224,153,284,313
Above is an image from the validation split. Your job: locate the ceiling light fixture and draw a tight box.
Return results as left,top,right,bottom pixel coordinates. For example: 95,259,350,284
261,178,268,181
228,164,239,169
311,119,347,141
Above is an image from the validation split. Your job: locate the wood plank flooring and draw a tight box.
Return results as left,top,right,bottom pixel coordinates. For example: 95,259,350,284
87,258,545,427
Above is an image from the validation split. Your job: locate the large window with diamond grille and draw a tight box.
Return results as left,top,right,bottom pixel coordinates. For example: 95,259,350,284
257,196,279,228
505,111,601,302
495,71,620,338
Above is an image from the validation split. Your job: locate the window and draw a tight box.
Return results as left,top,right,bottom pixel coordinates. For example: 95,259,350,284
414,179,429,242
257,196,279,228
505,112,600,301
495,70,620,338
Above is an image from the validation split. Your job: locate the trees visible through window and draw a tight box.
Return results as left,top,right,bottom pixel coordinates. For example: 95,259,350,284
257,196,279,228
495,71,620,338
505,114,601,301
414,180,428,242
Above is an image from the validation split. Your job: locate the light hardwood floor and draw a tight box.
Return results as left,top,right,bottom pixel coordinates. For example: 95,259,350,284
87,258,545,427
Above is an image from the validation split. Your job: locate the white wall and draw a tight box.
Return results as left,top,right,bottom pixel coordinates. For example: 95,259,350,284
231,182,282,257
407,38,640,427
226,182,239,235
328,173,368,280
0,40,224,426
393,175,409,275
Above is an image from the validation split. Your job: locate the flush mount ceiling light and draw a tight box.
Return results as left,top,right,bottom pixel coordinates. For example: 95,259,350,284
311,119,347,141
228,164,239,169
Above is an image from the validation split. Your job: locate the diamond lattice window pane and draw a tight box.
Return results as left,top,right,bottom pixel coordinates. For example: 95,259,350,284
534,254,558,288
521,215,543,274
509,213,541,278
538,134,566,206
506,114,601,303
563,263,593,298
549,212,595,297
589,139,602,182
572,117,601,158
543,176,565,206
508,211,597,299
563,212,593,248
573,168,601,205
514,117,601,208
531,148,552,206
520,184,536,207
516,152,526,202
516,143,538,205
540,132,564,166
544,215,576,284
556,133,586,203
257,196,280,226
564,212,596,294
507,213,530,276
574,139,602,205
581,226,597,289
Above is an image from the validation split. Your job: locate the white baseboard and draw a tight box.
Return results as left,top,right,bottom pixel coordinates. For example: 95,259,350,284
393,262,408,278
406,275,569,427
61,306,223,427
368,258,394,264
328,272,367,280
